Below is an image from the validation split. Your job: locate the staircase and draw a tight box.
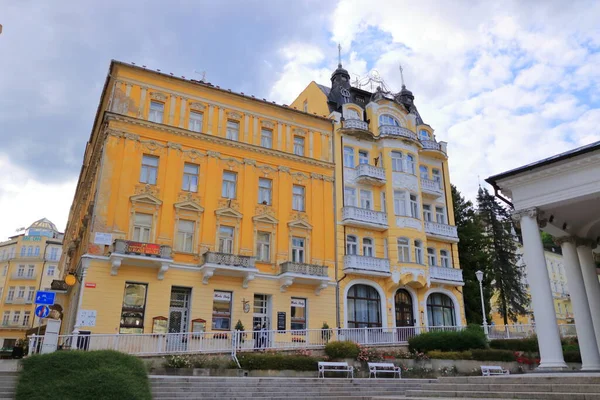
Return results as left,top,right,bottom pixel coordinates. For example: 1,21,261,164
398,373,600,399
149,376,431,399
0,372,17,399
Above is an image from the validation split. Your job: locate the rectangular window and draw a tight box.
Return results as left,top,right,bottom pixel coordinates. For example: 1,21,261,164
12,312,20,324
291,298,307,330
393,191,406,216
140,155,159,185
256,232,271,262
360,189,373,210
221,171,237,199
133,213,153,242
423,204,432,222
212,291,232,330
258,178,272,205
176,220,195,253
410,194,419,218
415,241,424,264
427,248,436,266
120,283,147,334
397,238,410,263
226,120,239,141
17,265,24,277
303,100,308,112
432,169,442,188
27,265,34,278
47,265,56,276
22,312,30,326
419,165,429,179
149,101,164,123
49,248,59,261
291,237,305,263
406,154,415,174
343,147,355,167
381,192,386,213
218,226,234,254
293,136,305,156
440,251,450,268
261,129,273,148
391,151,403,172
346,236,358,255
2,312,9,326
436,207,446,224
182,163,199,192
362,238,374,257
189,111,203,132
27,287,35,302
344,187,356,207
292,185,305,211
358,150,369,165
7,287,14,302
17,287,25,299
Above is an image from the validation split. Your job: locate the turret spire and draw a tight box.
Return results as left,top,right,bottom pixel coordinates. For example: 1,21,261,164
399,63,405,88
338,43,342,68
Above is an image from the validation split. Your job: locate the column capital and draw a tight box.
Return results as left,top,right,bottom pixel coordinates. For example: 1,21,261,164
554,236,576,247
512,208,546,227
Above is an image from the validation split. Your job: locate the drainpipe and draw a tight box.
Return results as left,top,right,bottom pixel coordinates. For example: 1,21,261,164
33,241,51,330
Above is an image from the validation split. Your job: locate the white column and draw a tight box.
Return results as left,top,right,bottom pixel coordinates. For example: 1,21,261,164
559,237,600,370
514,208,566,369
577,242,600,354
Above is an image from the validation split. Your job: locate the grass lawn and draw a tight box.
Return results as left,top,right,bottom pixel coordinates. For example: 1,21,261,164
16,350,151,400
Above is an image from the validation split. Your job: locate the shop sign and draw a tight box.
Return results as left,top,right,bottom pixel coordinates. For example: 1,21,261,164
125,241,160,256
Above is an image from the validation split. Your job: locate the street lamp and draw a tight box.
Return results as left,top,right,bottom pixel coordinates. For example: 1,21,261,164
476,270,488,335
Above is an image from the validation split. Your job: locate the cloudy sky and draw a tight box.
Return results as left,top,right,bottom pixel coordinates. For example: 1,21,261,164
1,0,599,240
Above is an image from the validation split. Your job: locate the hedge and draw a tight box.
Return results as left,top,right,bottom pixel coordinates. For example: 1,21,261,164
489,338,538,352
17,350,151,400
408,329,487,353
427,351,472,360
324,341,360,360
470,349,515,362
237,353,320,371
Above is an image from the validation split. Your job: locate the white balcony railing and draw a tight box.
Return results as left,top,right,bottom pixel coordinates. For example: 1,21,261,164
421,140,444,153
379,125,417,141
420,178,443,196
355,164,386,183
343,255,391,274
280,262,327,277
429,266,463,283
203,252,256,269
342,119,369,131
425,221,458,239
342,207,388,229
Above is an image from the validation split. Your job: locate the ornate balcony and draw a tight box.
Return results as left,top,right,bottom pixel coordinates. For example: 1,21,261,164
420,178,444,198
379,125,418,141
342,119,369,131
278,262,330,295
420,140,446,154
200,252,258,288
110,239,173,279
355,164,386,186
341,206,388,231
429,266,464,284
424,222,459,242
343,255,391,276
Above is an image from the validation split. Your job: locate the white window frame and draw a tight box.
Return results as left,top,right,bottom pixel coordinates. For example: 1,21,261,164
256,232,271,262
133,213,153,242
344,147,355,167
391,151,403,172
427,247,436,266
397,238,410,262
415,241,424,264
226,120,239,141
182,163,199,192
346,235,358,255
362,238,374,257
26,265,34,278
27,287,35,302
432,169,442,188
419,129,430,140
149,101,164,123
261,128,273,148
176,219,195,253
436,206,447,224
294,136,305,156
379,114,399,126
140,155,159,185
359,189,373,210
419,165,429,179
440,250,450,268
292,185,305,211
393,190,407,216
189,111,203,132
258,178,272,205
7,287,14,302
218,226,234,254
22,312,30,326
410,194,419,218
291,237,305,263
17,287,25,299
344,187,356,207
17,265,24,277
2,312,9,326
358,150,369,165
222,171,237,199
12,312,20,324
406,154,415,174
423,204,432,222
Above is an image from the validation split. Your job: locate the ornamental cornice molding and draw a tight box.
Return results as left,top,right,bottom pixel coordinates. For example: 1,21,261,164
149,91,168,102
261,120,275,129
227,111,242,120
243,158,256,166
189,101,205,110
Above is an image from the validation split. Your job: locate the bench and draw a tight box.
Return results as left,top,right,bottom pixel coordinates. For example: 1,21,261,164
368,362,401,378
318,361,354,378
481,365,510,376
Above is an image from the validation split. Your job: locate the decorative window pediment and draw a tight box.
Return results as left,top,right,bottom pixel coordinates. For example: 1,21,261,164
253,214,278,225
130,193,162,206
288,219,312,230
174,200,204,213
215,207,243,219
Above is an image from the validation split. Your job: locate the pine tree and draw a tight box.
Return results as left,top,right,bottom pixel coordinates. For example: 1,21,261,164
451,185,492,324
477,187,529,324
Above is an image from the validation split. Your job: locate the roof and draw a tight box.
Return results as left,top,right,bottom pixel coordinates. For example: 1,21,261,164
317,84,330,96
486,140,600,185
28,218,58,232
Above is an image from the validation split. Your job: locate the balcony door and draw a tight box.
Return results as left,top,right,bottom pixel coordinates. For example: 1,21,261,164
253,294,272,349
167,287,191,351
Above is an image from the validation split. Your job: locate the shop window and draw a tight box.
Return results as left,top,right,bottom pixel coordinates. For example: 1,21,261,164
119,283,148,334
212,291,232,330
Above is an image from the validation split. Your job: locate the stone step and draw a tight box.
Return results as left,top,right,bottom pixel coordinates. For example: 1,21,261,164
438,376,600,385
153,397,375,400
406,390,600,400
420,383,600,393
153,392,406,398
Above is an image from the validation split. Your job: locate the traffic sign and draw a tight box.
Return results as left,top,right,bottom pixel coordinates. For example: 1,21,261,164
35,305,50,318
35,291,55,306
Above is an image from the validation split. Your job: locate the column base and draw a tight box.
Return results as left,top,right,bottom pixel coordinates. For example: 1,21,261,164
537,361,568,370
581,365,600,371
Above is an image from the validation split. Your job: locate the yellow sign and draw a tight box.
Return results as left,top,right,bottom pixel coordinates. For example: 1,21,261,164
65,274,76,286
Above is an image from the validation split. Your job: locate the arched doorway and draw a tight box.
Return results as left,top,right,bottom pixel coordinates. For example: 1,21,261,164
426,292,456,329
394,289,414,327
347,284,382,328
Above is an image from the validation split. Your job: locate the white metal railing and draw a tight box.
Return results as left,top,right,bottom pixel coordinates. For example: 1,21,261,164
342,119,369,131
356,164,386,182
379,125,418,140
420,140,444,152
342,206,388,227
424,221,458,239
343,254,391,274
429,266,463,282
420,178,443,195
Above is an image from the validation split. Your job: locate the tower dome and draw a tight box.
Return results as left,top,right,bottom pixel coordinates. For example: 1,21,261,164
26,218,58,237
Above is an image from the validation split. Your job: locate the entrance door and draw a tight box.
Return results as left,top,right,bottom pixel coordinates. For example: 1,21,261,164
167,287,191,352
395,289,415,341
253,294,271,349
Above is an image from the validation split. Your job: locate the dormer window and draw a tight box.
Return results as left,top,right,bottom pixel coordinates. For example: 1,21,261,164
346,108,361,120
379,114,399,127
419,130,430,140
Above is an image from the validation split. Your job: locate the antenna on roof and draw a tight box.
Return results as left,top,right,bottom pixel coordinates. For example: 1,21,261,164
399,63,405,87
337,43,342,68
194,70,206,82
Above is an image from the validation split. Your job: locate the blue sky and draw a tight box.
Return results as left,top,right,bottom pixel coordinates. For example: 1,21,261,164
1,0,599,239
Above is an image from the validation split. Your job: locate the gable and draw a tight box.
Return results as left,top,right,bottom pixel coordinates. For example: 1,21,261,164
130,193,162,206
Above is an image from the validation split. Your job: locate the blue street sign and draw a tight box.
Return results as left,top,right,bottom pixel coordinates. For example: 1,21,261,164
35,291,55,306
35,305,50,319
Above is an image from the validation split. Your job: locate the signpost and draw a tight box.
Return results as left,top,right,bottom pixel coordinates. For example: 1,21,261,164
35,305,50,319
277,312,286,331
35,291,56,306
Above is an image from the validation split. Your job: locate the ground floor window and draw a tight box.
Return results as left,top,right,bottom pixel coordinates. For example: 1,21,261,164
120,282,148,334
426,293,456,327
290,298,306,331
212,290,232,330
347,284,381,328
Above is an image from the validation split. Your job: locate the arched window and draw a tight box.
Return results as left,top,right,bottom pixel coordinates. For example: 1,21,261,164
395,289,414,327
427,293,456,327
346,108,361,120
379,114,400,127
347,284,382,328
363,238,373,257
419,129,430,140
346,235,358,255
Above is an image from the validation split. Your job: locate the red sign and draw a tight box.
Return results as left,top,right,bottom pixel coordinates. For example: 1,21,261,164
125,241,161,256
85,283,96,288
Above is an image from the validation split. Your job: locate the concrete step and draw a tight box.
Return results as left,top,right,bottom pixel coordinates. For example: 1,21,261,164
438,375,600,385
153,397,376,400
422,382,600,393
153,393,406,399
405,390,600,400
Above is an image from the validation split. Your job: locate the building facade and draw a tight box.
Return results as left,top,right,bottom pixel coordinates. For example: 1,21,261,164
60,61,337,337
0,219,63,348
292,63,465,330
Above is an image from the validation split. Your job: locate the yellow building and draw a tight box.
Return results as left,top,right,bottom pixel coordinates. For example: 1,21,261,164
60,61,337,337
490,247,573,326
292,63,465,330
0,219,63,348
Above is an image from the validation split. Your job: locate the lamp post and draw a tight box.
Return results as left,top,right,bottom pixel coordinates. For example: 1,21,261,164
476,270,488,335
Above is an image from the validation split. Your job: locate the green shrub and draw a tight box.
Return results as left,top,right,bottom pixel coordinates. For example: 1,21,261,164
163,354,194,368
563,350,582,363
562,344,579,352
237,353,319,371
17,350,151,400
470,349,515,362
408,329,487,353
427,350,472,360
324,341,360,360
489,338,538,352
